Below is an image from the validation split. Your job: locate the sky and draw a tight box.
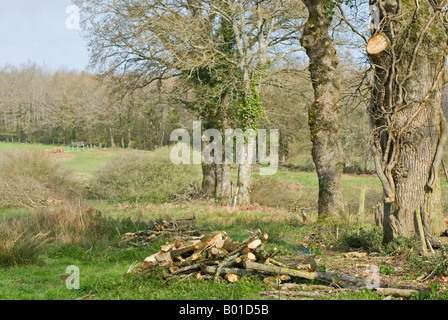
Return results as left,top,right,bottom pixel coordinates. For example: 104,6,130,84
0,0,90,71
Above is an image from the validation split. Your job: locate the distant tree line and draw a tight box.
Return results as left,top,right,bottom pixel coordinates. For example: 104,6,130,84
0,60,372,170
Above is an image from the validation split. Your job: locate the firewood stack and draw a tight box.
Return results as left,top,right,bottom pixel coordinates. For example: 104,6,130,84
137,229,296,283
135,228,370,289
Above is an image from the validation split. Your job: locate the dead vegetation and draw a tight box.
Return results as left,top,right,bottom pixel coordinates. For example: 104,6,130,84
0,205,105,265
0,149,84,208
118,216,200,248
250,177,316,211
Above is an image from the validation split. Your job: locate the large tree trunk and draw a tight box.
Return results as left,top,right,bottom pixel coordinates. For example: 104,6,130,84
300,0,344,218
202,162,216,198
368,0,448,243
216,92,233,204
236,69,254,206
236,152,252,206
215,163,232,203
201,126,216,198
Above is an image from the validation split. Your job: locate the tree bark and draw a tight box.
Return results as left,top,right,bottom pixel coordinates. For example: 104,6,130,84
236,151,252,206
300,0,344,218
368,1,448,242
201,137,216,198
236,68,254,206
215,92,233,203
215,163,232,203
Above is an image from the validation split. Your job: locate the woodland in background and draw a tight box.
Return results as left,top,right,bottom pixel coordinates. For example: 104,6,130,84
0,58,373,173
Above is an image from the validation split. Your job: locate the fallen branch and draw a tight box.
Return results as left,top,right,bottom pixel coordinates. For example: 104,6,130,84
260,290,321,298
376,288,418,298
244,261,366,288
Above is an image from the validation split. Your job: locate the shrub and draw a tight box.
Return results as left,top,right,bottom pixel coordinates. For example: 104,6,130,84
338,226,383,251
250,177,315,210
0,149,84,208
381,236,420,257
407,248,448,278
0,204,171,266
89,147,202,200
0,205,117,265
0,218,49,265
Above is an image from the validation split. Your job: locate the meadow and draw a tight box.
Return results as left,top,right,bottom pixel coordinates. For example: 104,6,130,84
1,142,448,301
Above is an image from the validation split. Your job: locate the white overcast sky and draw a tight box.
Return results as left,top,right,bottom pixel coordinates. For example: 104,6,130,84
0,0,90,71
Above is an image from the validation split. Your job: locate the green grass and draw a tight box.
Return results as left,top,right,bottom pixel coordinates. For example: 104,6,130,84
0,142,445,300
0,244,269,300
0,142,127,181
59,149,121,181
0,202,374,300
0,142,54,151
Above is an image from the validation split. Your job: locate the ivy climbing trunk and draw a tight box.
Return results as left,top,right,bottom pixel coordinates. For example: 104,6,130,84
368,0,448,243
300,0,344,218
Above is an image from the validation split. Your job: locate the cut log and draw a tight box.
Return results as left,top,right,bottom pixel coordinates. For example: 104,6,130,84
203,266,262,277
214,253,240,279
248,239,262,249
141,254,158,270
222,239,241,252
216,239,225,249
267,258,289,269
245,261,316,280
247,252,257,262
174,238,185,248
155,251,173,264
198,232,224,254
367,34,389,55
260,290,320,298
210,248,229,259
170,244,197,258
190,253,200,261
165,263,201,278
227,274,240,283
295,264,313,272
279,283,332,291
169,266,179,273
229,230,262,256
244,261,366,288
280,275,291,282
161,243,174,252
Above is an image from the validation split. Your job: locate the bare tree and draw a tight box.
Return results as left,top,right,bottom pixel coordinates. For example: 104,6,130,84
76,0,304,205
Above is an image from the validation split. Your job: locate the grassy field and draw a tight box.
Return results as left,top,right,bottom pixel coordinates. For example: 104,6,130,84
1,142,448,301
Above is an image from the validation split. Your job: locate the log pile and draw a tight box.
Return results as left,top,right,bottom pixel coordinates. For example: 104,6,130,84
118,216,200,248
136,229,369,288
137,229,274,281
